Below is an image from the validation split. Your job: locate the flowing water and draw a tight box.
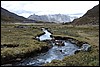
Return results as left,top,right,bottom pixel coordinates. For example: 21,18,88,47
13,28,90,66
14,41,79,66
36,28,52,41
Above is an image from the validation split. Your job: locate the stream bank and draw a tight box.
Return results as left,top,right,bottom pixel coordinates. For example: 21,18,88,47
1,28,91,66
11,28,91,66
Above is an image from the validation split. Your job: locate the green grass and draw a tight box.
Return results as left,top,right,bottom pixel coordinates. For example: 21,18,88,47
43,24,99,66
1,23,99,66
1,23,49,64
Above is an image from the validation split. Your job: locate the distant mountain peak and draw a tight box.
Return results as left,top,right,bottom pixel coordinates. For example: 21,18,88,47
28,14,78,23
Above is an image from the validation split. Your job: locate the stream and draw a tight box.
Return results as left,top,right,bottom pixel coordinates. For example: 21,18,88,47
12,28,91,66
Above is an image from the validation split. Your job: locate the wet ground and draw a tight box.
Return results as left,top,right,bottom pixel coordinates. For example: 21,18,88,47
11,28,90,66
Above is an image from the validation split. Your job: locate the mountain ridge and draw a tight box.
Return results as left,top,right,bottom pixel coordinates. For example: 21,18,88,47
1,7,35,23
28,14,78,23
71,4,99,25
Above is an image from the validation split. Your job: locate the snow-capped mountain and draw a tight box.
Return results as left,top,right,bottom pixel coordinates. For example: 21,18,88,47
28,14,78,23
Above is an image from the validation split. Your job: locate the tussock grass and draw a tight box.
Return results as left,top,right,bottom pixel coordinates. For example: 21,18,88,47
1,23,99,66
43,24,99,66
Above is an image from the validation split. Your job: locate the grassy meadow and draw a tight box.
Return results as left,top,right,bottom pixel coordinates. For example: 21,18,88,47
1,23,99,66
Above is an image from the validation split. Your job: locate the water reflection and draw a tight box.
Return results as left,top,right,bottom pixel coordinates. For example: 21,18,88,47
36,28,52,41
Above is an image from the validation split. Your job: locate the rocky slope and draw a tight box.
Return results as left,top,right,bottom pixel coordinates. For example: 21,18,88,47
28,14,77,23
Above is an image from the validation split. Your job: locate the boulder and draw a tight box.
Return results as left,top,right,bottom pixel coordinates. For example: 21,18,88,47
54,40,65,46
79,44,91,51
75,44,91,54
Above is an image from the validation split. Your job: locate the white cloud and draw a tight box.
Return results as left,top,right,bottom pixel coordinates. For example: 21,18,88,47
1,1,99,18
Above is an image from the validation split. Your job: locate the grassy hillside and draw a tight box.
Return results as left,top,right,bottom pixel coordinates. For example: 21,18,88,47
1,23,99,66
1,7,31,23
72,4,99,25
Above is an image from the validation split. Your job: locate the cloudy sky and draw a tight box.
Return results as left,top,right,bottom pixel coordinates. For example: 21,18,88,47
1,1,99,18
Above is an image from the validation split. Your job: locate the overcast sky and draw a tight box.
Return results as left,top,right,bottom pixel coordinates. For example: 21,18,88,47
1,1,99,18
